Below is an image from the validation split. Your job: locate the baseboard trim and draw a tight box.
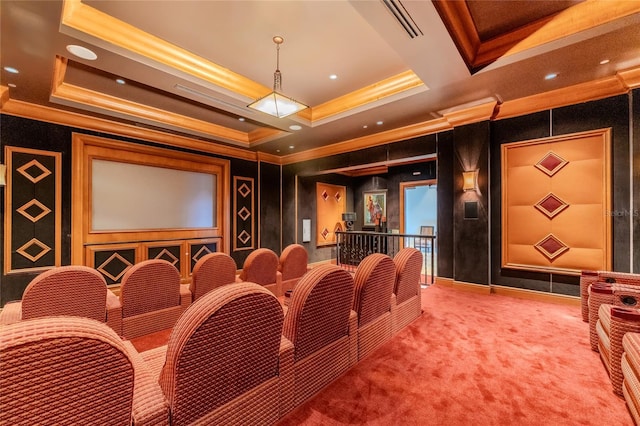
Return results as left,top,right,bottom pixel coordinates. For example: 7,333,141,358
490,284,580,306
433,278,580,306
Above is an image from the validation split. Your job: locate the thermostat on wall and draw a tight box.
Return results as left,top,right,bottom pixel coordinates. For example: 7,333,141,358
302,219,311,242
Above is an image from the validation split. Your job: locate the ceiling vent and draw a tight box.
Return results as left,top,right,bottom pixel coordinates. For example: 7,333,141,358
381,0,423,39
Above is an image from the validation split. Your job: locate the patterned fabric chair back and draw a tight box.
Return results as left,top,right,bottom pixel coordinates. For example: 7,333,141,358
0,316,135,425
353,253,396,326
279,244,308,281
238,248,279,285
158,282,284,425
393,248,423,304
283,264,354,362
190,252,237,300
120,259,181,318
21,265,107,322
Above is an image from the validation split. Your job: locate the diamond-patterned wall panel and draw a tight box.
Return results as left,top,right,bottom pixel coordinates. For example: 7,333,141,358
189,240,219,273
93,248,136,285
535,151,568,176
316,182,346,247
534,234,570,260
534,193,569,218
147,245,181,269
233,176,254,251
6,147,61,273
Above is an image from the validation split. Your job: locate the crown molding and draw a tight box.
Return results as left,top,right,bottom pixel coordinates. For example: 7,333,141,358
280,117,451,165
618,67,640,89
1,99,258,161
496,74,629,120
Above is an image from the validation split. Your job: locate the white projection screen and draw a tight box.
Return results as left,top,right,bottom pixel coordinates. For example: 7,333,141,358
92,159,216,231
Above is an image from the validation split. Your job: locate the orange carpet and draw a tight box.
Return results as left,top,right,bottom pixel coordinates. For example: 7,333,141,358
277,284,631,425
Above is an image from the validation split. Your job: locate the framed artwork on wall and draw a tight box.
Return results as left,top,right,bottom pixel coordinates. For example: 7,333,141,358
364,190,387,227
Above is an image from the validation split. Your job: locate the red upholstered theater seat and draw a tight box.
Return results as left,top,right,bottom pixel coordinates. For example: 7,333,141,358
140,282,291,425
118,259,191,339
237,248,282,296
190,252,237,301
0,265,122,334
352,253,397,361
278,244,310,295
0,316,168,425
391,247,423,334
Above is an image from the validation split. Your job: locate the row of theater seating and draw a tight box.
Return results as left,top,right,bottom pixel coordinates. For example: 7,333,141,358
0,247,424,425
0,244,310,339
581,270,640,424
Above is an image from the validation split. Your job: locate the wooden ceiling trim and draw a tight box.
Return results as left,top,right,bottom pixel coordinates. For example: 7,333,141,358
432,0,480,66
0,99,258,162
52,81,252,147
478,1,640,67
442,101,497,127
247,127,288,146
52,57,252,147
618,67,640,89
280,117,451,165
256,152,282,165
496,75,628,120
0,86,9,108
61,0,270,101
307,70,425,122
435,0,640,70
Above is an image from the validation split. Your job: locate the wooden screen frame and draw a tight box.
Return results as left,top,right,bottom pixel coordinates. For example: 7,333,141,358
71,133,230,264
501,128,611,275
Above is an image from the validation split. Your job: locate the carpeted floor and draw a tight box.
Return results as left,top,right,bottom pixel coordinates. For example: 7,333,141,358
276,284,632,425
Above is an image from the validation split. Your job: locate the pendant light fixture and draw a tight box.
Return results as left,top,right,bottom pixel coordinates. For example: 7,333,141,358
248,36,308,118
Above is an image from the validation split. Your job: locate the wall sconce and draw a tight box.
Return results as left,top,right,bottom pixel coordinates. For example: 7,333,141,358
0,164,6,186
462,169,478,192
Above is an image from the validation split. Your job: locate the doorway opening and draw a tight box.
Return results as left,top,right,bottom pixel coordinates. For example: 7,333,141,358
400,180,437,280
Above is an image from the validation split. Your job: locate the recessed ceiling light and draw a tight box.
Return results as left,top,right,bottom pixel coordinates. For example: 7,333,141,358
412,171,421,176
376,121,384,125
289,124,302,131
276,149,280,153
544,73,558,80
600,59,610,65
115,78,126,85
7,83,16,88
289,145,294,149
363,125,368,129
66,44,97,60
329,74,338,80
3,66,19,74
238,117,246,121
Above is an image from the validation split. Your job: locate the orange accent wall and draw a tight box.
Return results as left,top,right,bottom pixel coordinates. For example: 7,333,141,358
315,183,346,247
501,129,611,274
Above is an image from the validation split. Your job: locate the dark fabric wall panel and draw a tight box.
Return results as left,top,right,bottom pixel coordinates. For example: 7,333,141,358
553,95,631,272
0,116,73,304
387,134,437,161
230,159,258,268
281,165,298,249
634,89,640,273
436,131,454,279
452,122,490,285
259,162,281,254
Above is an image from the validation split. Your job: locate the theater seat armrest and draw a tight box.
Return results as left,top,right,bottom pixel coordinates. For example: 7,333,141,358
123,341,169,426
0,301,22,324
278,336,295,416
349,309,358,366
179,284,192,309
106,290,123,335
